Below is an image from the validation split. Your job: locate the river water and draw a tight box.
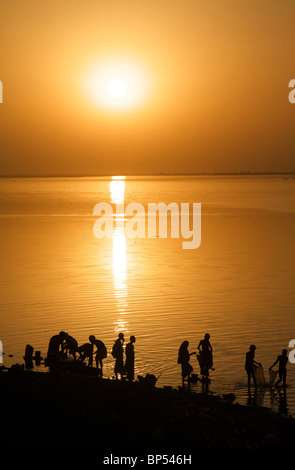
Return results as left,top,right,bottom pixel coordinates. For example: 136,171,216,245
1,175,294,415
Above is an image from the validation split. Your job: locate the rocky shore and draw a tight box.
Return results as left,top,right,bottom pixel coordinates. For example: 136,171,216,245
0,365,295,451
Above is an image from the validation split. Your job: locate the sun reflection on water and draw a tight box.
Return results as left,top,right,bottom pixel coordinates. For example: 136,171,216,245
110,177,129,333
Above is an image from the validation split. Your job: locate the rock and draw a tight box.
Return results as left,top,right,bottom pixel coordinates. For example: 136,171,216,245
137,374,157,387
223,393,236,401
8,364,24,375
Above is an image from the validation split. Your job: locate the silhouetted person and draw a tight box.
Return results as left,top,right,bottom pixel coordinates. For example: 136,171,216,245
46,331,67,370
178,340,196,386
63,333,78,360
112,333,124,380
245,345,261,389
89,335,107,376
269,349,288,387
125,336,136,381
77,342,94,366
23,344,34,369
47,331,67,357
197,333,213,379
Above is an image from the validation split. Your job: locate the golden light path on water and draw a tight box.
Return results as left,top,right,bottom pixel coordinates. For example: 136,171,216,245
110,177,128,334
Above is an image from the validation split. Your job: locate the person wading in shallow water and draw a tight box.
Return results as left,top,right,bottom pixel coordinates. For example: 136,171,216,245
269,349,288,388
112,333,125,380
124,335,136,382
245,344,261,389
197,333,213,380
178,340,196,387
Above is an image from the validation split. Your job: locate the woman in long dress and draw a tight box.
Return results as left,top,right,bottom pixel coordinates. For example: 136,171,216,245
113,333,125,380
178,341,196,386
125,335,136,381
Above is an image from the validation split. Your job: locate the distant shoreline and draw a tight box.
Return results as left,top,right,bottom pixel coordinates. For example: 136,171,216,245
0,172,294,178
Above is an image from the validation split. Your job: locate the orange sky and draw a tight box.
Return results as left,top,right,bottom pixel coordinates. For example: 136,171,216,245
0,0,295,176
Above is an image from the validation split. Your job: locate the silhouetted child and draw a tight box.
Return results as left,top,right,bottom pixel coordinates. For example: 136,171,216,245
178,341,196,386
125,336,136,381
245,345,261,388
197,333,213,378
89,335,107,376
112,333,125,380
269,349,288,387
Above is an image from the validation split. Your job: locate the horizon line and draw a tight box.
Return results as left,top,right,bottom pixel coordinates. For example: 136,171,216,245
0,171,295,178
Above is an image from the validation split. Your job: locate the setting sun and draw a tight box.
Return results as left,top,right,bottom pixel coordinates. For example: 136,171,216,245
85,58,150,111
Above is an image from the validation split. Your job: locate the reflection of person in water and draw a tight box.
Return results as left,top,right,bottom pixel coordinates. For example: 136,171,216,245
197,333,213,379
178,341,196,386
269,349,288,388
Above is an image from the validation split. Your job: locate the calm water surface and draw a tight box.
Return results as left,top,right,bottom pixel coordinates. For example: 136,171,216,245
1,175,295,416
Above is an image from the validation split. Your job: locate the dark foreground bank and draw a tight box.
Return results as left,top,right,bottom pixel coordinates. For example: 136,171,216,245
0,366,295,451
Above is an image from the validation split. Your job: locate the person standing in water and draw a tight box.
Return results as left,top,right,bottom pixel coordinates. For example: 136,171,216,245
245,345,261,389
112,332,125,380
178,340,196,386
197,333,213,379
125,336,136,382
269,349,288,388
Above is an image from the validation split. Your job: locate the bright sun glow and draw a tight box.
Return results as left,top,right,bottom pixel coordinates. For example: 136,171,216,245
86,59,149,111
